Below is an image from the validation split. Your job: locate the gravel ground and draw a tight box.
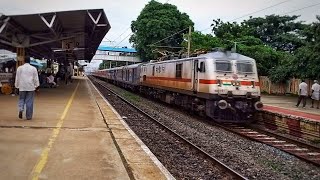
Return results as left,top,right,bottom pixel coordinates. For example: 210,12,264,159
92,79,235,179
92,77,320,180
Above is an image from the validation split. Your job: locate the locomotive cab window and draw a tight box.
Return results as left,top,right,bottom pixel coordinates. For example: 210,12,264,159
236,61,253,73
199,62,205,72
176,63,182,78
215,61,232,72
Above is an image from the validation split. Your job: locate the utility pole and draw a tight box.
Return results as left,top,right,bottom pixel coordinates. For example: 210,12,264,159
187,26,192,58
227,40,247,53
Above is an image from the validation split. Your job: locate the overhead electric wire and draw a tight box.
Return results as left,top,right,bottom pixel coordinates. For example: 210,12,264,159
148,27,189,47
199,0,294,32
231,0,293,21
280,1,320,15
112,26,131,42
111,0,172,46
150,45,185,49
110,32,133,50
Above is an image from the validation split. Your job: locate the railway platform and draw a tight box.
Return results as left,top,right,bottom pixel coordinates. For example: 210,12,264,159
262,94,320,121
259,94,320,141
0,77,171,179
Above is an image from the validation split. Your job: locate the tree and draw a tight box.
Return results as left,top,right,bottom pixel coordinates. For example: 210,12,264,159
268,53,295,83
290,16,320,79
211,19,250,40
244,15,306,52
130,0,194,61
237,44,282,76
211,15,306,53
181,31,223,52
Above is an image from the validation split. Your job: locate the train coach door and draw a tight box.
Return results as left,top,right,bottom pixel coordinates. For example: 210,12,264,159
192,59,199,93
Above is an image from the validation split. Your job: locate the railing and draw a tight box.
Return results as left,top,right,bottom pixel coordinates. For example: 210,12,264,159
92,54,142,62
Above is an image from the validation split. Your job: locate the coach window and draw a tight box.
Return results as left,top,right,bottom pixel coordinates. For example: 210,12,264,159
127,70,129,81
199,62,205,72
176,63,182,78
122,69,124,79
152,66,155,76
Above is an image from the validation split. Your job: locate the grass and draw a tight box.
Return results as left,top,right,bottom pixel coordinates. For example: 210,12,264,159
122,91,141,102
259,159,283,173
310,138,320,144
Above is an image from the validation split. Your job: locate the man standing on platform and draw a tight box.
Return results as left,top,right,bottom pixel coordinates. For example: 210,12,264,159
311,80,320,109
296,79,308,108
15,56,40,120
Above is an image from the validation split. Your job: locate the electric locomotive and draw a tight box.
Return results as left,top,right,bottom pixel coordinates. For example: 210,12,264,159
94,50,263,123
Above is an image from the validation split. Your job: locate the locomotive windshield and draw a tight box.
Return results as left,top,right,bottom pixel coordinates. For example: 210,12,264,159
215,61,232,72
236,62,253,73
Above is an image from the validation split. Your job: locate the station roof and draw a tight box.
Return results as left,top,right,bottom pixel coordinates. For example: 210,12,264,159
98,46,137,53
0,9,111,62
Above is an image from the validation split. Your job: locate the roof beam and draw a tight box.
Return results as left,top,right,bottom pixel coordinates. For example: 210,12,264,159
30,34,53,41
6,18,31,35
0,39,13,47
39,13,62,38
29,36,75,47
87,10,103,39
0,17,10,34
87,11,102,24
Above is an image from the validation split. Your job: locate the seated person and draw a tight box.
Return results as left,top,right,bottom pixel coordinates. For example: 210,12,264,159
47,74,57,87
39,72,48,88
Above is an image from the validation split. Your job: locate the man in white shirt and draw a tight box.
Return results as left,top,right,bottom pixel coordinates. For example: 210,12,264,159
296,79,308,108
15,56,40,120
311,80,320,109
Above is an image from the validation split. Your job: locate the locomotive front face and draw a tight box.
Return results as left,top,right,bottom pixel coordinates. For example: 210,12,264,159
199,56,263,122
200,58,261,99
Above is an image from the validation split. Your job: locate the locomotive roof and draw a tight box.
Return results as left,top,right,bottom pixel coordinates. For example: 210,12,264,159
143,51,255,65
99,51,255,72
198,51,255,61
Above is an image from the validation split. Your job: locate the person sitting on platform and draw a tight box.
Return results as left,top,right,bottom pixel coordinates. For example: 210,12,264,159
39,71,48,88
311,80,320,109
47,73,57,88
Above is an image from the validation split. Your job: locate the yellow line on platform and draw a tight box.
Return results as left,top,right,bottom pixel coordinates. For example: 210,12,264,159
30,82,80,180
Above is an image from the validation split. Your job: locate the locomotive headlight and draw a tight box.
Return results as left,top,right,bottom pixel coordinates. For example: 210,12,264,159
254,101,263,110
232,81,240,86
251,81,255,88
217,79,222,87
218,100,228,110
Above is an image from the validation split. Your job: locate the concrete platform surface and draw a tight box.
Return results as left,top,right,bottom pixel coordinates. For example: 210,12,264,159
261,94,320,121
0,77,172,180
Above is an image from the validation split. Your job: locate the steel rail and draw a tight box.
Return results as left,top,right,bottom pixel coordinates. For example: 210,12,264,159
213,122,320,167
89,76,248,180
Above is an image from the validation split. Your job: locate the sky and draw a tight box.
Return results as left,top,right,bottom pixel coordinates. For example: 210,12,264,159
1,0,320,70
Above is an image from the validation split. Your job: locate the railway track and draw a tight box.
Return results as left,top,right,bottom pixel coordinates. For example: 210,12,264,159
218,123,320,167
255,119,320,144
89,76,247,180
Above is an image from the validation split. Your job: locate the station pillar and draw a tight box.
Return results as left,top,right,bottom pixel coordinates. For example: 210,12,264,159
16,47,25,68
